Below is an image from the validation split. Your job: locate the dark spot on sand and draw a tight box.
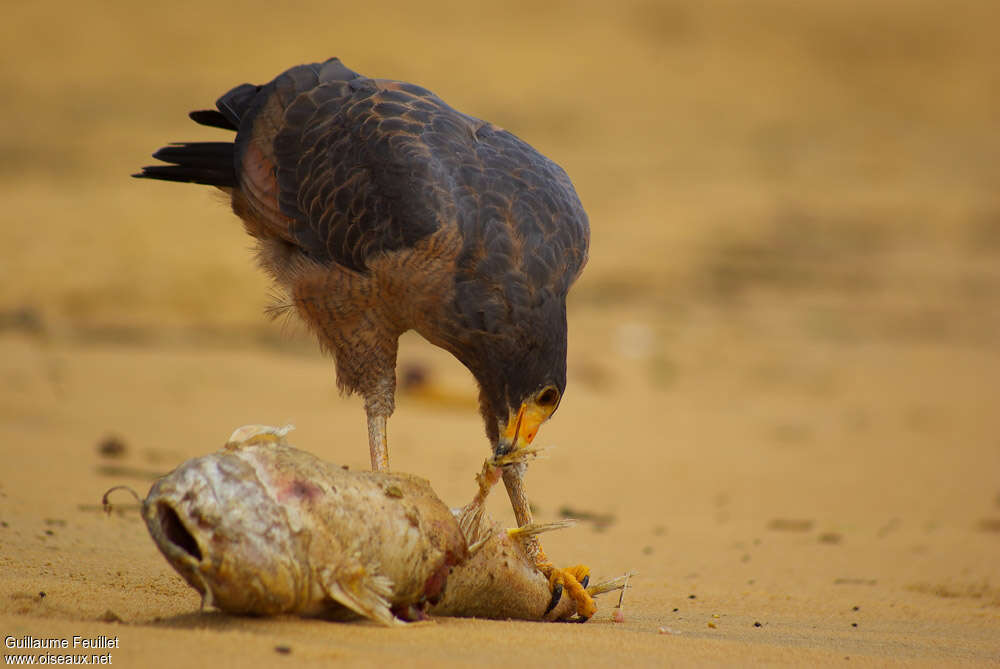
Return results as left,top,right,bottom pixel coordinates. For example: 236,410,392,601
274,645,292,655
558,506,616,532
96,464,163,481
399,363,429,391
98,436,128,458
977,518,1000,532
99,610,122,623
0,306,43,334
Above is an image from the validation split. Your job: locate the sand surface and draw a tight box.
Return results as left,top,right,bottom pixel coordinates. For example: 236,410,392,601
2,1,999,666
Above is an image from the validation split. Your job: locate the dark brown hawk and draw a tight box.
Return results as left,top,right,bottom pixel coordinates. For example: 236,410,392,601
135,58,593,618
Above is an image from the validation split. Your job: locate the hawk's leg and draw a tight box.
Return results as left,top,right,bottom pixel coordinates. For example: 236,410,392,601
367,412,389,472
290,271,400,473
502,464,596,620
363,374,396,473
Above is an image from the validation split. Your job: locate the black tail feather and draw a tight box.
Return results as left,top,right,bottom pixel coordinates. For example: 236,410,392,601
132,166,236,187
135,80,261,188
152,142,233,168
133,141,236,187
189,109,237,131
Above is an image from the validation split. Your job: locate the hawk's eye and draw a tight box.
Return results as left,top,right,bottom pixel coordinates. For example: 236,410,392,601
536,386,559,408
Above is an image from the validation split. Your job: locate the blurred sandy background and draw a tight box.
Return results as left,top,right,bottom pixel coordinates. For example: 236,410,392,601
2,0,999,665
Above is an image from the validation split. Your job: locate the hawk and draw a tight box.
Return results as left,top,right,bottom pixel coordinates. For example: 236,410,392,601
135,58,593,618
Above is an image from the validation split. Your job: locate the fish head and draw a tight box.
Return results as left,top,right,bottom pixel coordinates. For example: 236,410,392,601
142,449,307,615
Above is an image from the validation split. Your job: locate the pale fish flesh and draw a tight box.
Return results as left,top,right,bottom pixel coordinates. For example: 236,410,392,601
135,425,624,625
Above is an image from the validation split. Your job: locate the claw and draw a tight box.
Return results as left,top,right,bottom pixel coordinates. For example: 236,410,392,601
544,564,596,621
544,582,564,616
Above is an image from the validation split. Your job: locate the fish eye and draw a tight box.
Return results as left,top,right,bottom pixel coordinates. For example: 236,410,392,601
536,386,559,408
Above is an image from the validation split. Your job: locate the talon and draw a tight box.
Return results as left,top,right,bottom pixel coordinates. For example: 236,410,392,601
543,565,596,620
544,582,564,616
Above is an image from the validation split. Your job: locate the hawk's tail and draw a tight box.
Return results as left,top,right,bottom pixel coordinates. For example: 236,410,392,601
132,140,236,188
133,59,360,190
131,83,259,188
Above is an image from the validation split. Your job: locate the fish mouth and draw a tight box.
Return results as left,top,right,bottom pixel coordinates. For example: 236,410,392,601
155,502,203,562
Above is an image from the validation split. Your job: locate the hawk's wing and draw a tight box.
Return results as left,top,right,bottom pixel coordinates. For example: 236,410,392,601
234,60,458,272
233,59,588,291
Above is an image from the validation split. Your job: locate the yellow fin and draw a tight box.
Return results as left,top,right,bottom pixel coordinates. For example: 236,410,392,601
317,564,402,627
586,572,637,598
506,519,577,540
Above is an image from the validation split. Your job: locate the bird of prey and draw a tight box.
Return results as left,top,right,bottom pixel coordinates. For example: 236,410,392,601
135,58,593,618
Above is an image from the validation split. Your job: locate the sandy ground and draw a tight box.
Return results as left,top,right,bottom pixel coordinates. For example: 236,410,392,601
2,0,1000,665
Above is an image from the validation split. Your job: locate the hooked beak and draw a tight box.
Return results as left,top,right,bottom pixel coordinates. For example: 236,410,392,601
494,400,550,459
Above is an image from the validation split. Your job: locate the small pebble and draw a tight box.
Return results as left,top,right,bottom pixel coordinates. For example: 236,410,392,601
658,627,681,635
688,594,696,600
852,606,860,611
38,592,46,599
753,621,762,628
98,610,122,623
275,645,292,655
98,436,128,459
707,622,717,629
612,608,625,623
